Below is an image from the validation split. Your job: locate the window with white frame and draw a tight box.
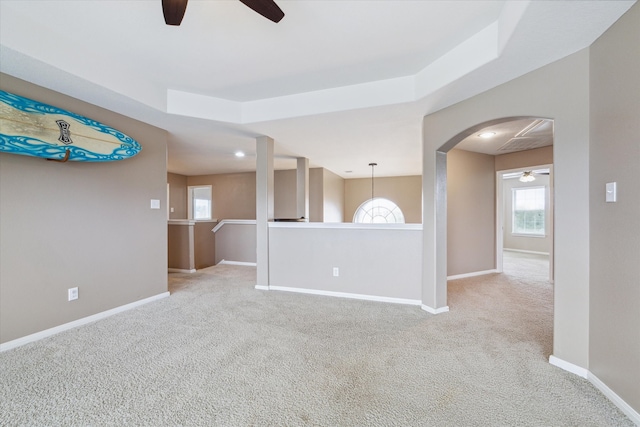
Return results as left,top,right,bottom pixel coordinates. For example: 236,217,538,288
353,198,405,224
188,185,212,220
512,186,545,236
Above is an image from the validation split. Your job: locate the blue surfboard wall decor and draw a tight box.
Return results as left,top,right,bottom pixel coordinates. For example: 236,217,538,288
0,90,141,162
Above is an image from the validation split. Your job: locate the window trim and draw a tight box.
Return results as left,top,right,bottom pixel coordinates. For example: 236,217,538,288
187,185,212,220
353,197,405,224
511,185,546,237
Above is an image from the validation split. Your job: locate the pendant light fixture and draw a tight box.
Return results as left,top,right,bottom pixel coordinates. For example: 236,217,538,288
369,162,377,201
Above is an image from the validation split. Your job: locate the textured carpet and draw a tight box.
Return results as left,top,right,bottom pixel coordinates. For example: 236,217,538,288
0,254,633,426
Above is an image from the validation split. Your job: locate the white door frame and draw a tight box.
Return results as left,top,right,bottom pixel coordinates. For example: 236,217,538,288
495,164,554,281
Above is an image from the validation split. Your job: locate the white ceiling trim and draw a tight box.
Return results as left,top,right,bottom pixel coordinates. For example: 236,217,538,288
167,15,511,124
166,1,532,124
167,89,242,123
415,20,499,98
497,0,530,54
2,1,512,124
168,75,414,123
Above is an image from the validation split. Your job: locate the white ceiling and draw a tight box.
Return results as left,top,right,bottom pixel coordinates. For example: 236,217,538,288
0,0,635,178
456,118,554,156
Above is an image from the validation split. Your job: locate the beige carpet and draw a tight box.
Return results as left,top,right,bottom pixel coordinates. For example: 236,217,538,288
0,254,633,426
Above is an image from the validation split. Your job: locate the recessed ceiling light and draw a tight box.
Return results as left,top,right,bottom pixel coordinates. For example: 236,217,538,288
345,170,353,173
478,131,496,139
234,151,245,158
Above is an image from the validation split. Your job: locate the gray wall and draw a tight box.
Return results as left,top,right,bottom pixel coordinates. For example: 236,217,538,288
309,168,324,222
495,146,553,172
446,149,495,276
274,168,343,221
194,221,217,269
0,74,168,344
179,168,342,223
269,224,422,301
168,222,194,271
344,175,422,224
589,3,640,412
177,168,432,226
188,172,257,220
423,49,591,369
214,222,257,264
274,169,297,219
445,146,553,275
322,169,345,222
167,172,187,219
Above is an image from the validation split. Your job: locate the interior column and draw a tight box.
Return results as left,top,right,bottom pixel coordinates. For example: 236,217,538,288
256,136,274,289
421,147,449,314
296,157,309,220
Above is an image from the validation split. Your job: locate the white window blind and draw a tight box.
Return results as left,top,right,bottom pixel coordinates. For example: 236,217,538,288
512,187,545,236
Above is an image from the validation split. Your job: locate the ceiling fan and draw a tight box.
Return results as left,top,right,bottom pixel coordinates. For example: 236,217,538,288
503,168,551,182
162,0,285,26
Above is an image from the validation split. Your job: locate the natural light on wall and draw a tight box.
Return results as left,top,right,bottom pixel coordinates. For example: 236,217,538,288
353,198,405,224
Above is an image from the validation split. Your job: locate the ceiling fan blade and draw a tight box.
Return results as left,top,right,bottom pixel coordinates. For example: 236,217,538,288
163,0,188,26
238,0,285,23
532,168,551,175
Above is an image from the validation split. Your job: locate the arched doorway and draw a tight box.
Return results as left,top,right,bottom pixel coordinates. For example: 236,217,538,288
434,116,554,288
421,52,591,371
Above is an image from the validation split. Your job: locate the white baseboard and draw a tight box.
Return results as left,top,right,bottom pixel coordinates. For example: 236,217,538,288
268,285,421,306
218,260,257,267
549,355,588,378
168,268,196,273
421,305,450,314
447,269,498,280
254,285,269,290
0,292,170,353
549,355,639,424
588,371,640,425
504,248,550,255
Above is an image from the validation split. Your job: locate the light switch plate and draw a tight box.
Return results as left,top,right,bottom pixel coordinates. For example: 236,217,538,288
605,182,617,203
150,199,160,209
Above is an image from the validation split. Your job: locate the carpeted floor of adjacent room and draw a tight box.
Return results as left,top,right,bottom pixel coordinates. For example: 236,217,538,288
0,252,633,426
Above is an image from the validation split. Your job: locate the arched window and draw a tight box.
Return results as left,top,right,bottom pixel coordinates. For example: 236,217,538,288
353,198,405,224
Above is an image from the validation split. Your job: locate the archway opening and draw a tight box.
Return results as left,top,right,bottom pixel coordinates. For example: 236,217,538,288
436,116,554,291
